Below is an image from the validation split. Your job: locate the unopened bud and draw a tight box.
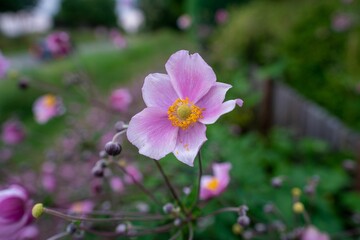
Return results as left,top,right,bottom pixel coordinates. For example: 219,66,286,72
66,222,77,234
293,202,304,214
163,203,174,214
99,150,108,158
232,223,243,235
237,215,250,227
239,205,249,216
116,223,127,233
291,188,302,198
32,203,44,218
271,177,283,188
92,164,104,177
115,121,126,132
105,141,122,156
18,78,29,90
173,218,182,226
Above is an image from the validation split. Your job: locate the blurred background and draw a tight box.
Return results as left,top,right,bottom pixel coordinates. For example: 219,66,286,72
1,0,360,239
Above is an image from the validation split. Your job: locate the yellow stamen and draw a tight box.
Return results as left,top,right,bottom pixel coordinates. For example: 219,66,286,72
206,177,219,191
167,98,203,130
43,94,57,107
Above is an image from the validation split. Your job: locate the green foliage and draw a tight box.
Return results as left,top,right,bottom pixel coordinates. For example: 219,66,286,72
54,0,117,28
211,0,360,132
0,0,37,12
139,0,185,30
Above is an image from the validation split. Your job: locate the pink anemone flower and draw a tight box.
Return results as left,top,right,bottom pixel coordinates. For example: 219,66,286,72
69,200,94,214
127,50,243,166
200,163,231,200
0,185,37,240
1,119,26,145
110,88,133,112
33,94,65,124
124,164,143,184
0,52,10,79
301,226,329,240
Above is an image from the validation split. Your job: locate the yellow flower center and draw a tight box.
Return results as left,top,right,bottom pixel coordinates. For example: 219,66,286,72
206,177,219,191
43,94,57,107
168,97,203,130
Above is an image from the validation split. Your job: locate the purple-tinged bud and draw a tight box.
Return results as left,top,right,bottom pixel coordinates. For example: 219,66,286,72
92,164,104,178
105,141,122,156
99,150,108,158
239,205,249,216
116,223,127,233
243,230,254,239
115,121,126,132
173,218,182,227
97,159,107,169
342,159,356,172
237,215,250,227
255,223,266,233
263,203,274,214
18,78,29,90
163,203,174,214
271,176,283,188
304,185,315,196
66,222,77,234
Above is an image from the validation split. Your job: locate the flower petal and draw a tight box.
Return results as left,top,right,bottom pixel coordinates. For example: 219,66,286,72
173,123,207,166
213,163,232,192
197,83,243,124
142,73,178,109
200,175,214,200
127,107,178,160
165,50,216,103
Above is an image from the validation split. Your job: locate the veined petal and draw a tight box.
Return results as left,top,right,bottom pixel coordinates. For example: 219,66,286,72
165,50,216,103
173,123,207,166
199,94,243,125
142,73,178,109
127,107,178,160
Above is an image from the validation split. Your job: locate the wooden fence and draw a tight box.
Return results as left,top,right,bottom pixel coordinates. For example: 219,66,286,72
253,78,360,153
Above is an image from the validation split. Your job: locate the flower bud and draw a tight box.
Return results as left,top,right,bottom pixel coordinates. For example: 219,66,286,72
66,222,77,234
99,150,108,158
271,177,283,188
173,218,182,226
239,205,249,216
232,223,242,235
92,164,104,177
263,203,274,214
293,202,304,214
163,203,174,214
291,188,302,198
116,223,127,233
105,141,122,156
32,203,44,219
115,121,126,132
237,215,250,227
18,78,29,90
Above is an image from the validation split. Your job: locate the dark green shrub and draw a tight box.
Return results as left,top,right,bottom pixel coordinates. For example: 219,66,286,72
0,0,37,12
139,0,185,30
55,0,117,28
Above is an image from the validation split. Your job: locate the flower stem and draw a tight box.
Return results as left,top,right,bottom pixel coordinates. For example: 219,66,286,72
153,160,187,214
46,232,69,240
190,151,203,211
198,207,240,220
113,161,162,207
43,207,166,222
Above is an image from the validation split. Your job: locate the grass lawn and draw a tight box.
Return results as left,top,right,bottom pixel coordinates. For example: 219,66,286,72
0,30,195,167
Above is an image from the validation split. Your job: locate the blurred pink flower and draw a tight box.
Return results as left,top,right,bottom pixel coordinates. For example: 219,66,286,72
332,14,352,32
41,174,57,193
46,31,72,57
0,148,12,163
0,52,10,79
200,163,232,200
124,165,143,184
110,30,127,49
301,226,329,240
177,14,192,30
127,50,243,166
215,9,228,24
33,94,65,124
110,176,124,193
110,88,132,112
1,119,26,145
0,185,37,240
69,200,94,214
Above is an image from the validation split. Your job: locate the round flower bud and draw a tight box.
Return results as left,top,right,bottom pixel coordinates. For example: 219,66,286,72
239,205,249,216
163,203,174,214
115,121,126,132
18,78,29,90
271,177,283,188
66,222,77,234
32,203,44,219
92,164,104,177
105,141,122,156
293,202,304,214
263,203,274,214
116,223,127,233
232,223,243,235
173,218,182,226
237,215,251,227
99,150,108,158
291,188,302,198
